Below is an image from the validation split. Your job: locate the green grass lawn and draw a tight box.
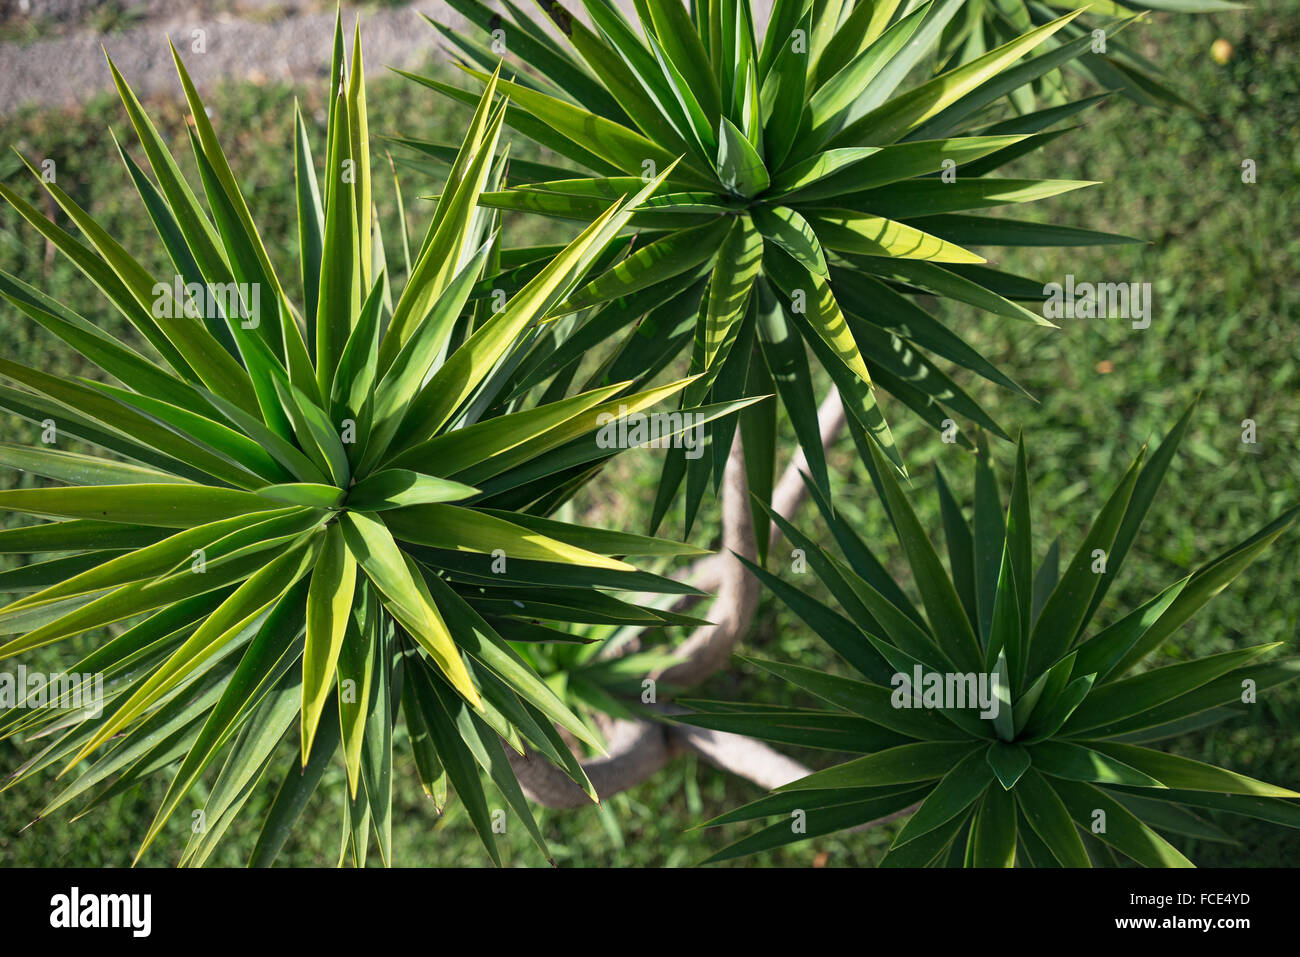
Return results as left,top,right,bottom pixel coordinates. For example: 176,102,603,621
0,2,1297,866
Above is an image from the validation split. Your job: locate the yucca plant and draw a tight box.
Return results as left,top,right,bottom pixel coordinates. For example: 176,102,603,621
399,0,1142,538
0,20,748,866
680,404,1300,865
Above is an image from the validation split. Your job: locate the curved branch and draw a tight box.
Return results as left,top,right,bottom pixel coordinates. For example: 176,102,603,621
668,723,811,790
510,395,848,809
506,711,813,808
506,718,671,810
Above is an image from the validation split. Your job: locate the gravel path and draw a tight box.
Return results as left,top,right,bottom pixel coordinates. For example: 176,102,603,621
0,2,469,116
